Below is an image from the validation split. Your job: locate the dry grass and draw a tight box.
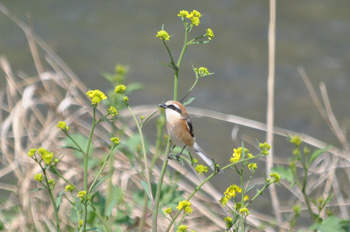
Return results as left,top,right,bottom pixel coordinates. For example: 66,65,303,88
1,4,349,232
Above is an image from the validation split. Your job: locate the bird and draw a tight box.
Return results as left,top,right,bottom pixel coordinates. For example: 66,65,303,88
159,100,222,172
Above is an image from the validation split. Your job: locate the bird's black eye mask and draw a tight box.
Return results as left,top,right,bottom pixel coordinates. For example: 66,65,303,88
167,104,182,115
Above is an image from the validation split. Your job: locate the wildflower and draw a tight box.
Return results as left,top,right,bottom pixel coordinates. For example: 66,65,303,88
186,10,202,26
177,200,192,214
140,116,145,121
115,64,127,75
156,30,170,41
293,148,300,156
177,225,188,232
259,142,271,155
53,158,59,163
38,147,47,156
164,207,172,215
293,204,301,216
205,28,214,40
248,163,257,172
224,216,233,228
77,191,87,199
219,196,229,207
107,106,118,116
28,148,37,158
192,158,198,164
34,173,42,182
194,67,210,77
115,85,127,94
110,137,121,145
78,219,83,229
224,184,242,199
304,146,310,155
290,136,302,146
123,96,129,102
86,90,107,105
42,152,54,165
247,152,254,158
239,207,250,216
56,121,69,131
65,184,74,192
177,10,189,18
270,172,280,183
230,147,248,163
195,164,208,175
244,195,249,201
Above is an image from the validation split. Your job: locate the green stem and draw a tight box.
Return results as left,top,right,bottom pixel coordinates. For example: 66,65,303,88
174,27,189,100
90,204,111,232
152,142,170,232
40,164,61,231
180,77,199,103
83,107,97,231
240,169,245,232
302,166,315,224
64,132,85,154
52,167,78,191
127,105,154,205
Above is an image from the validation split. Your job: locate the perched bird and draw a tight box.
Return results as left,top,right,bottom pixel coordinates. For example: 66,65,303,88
159,100,222,172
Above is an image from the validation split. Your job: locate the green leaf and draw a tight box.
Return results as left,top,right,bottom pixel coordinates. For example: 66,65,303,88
246,184,257,193
190,40,211,45
30,187,46,193
90,175,112,192
56,191,64,211
310,216,343,232
141,181,151,201
309,145,331,164
105,198,117,218
126,83,143,93
65,133,94,158
183,97,195,106
271,166,295,187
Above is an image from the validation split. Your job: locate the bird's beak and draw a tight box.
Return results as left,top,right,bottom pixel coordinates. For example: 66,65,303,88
159,103,167,109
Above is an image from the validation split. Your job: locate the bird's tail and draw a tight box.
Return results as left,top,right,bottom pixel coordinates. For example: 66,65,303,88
189,142,216,171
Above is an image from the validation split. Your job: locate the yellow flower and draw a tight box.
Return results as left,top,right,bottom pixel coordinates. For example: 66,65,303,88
206,28,214,40
42,152,54,165
164,207,172,215
186,10,202,26
156,30,170,41
78,219,83,229
290,136,302,146
34,173,43,182
77,191,87,198
259,142,271,155
194,67,210,77
65,184,74,192
123,96,129,102
244,195,249,201
115,64,127,75
38,147,47,155
195,164,208,175
48,179,56,186
177,10,189,18
184,205,193,214
86,90,107,105
177,225,188,232
115,85,127,94
110,137,121,145
224,184,242,199
248,163,257,172
270,172,280,183
239,207,250,216
177,200,191,210
28,148,37,158
107,106,118,116
192,158,198,164
56,121,69,131
224,216,233,228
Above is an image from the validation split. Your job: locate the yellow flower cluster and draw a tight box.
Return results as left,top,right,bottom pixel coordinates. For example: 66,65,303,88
244,195,249,201
177,10,202,26
163,207,172,215
224,216,233,228
34,173,43,182
115,85,127,94
239,207,250,216
177,225,188,232
230,147,248,163
259,142,271,155
206,28,214,40
220,184,242,207
86,89,107,105
177,200,192,214
56,121,69,131
65,184,74,192
110,137,121,145
156,30,170,41
290,136,302,146
28,148,37,158
195,164,208,175
107,106,118,116
38,147,54,165
194,67,210,77
248,163,257,172
77,190,87,199
269,172,280,183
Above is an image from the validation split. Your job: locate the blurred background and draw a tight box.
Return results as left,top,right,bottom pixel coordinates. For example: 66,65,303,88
1,0,350,226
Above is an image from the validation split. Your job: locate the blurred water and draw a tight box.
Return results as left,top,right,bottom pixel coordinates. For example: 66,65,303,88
1,1,350,191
